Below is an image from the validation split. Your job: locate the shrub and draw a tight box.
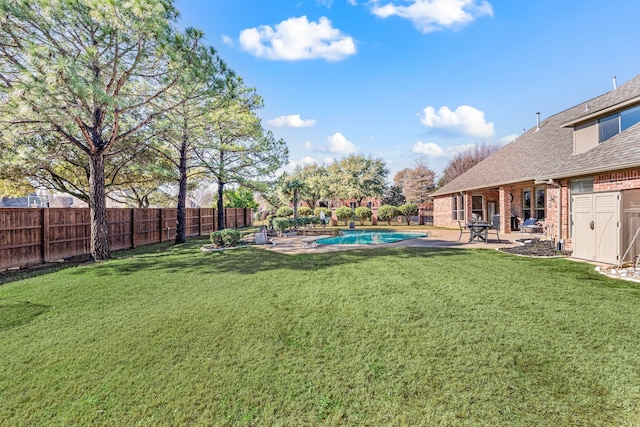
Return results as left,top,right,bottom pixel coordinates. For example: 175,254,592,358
272,217,291,234
377,204,399,225
276,206,293,217
398,203,419,225
297,206,313,217
354,206,372,225
335,206,354,225
209,229,242,248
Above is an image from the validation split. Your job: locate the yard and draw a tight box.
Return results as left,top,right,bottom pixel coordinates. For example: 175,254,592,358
1,239,640,425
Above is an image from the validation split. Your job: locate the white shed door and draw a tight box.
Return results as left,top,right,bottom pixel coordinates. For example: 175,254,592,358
572,192,620,264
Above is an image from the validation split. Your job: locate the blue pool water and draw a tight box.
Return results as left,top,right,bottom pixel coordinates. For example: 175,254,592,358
316,230,427,245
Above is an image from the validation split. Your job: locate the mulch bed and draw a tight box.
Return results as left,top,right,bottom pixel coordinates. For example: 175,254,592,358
499,238,571,258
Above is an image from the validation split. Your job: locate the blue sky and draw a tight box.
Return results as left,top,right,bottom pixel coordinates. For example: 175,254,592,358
174,0,640,180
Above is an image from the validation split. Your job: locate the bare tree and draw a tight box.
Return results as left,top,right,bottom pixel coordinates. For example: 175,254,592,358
394,158,435,204
438,143,500,188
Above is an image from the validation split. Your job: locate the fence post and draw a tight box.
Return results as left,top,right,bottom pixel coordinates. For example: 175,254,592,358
131,208,137,248
199,208,203,236
42,208,50,262
159,208,164,242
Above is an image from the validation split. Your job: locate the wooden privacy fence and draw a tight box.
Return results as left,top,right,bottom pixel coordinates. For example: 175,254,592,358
0,207,252,270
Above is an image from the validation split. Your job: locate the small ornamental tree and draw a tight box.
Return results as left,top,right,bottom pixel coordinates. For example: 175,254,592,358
276,206,294,217
354,206,372,225
398,203,419,225
298,206,313,217
335,206,354,226
377,205,399,226
272,217,291,235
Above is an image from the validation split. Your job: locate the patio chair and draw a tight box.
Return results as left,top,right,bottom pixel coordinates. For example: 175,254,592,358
457,220,470,241
520,218,542,234
488,215,501,243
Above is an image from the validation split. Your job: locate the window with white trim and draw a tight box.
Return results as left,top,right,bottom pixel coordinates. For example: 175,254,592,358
452,194,465,220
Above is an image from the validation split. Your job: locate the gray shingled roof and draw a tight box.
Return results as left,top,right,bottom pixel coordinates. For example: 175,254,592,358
432,74,640,196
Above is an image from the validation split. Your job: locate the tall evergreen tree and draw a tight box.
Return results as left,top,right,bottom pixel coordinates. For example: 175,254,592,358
0,0,202,260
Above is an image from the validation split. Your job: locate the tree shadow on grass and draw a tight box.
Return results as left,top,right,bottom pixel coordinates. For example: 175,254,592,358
76,243,477,278
0,300,50,330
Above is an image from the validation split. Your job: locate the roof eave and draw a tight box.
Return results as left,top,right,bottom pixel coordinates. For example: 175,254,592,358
561,95,640,127
542,161,640,181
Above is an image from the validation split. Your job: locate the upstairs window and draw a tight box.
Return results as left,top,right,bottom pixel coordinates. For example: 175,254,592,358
598,105,640,142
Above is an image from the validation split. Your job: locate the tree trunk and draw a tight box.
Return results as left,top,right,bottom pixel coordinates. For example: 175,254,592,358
175,138,188,244
217,181,225,230
88,153,111,260
293,190,299,228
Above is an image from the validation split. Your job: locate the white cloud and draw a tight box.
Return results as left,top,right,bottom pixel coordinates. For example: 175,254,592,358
280,156,318,174
327,132,358,153
324,156,336,164
500,133,519,144
304,141,314,149
419,105,494,137
372,0,493,33
239,16,356,61
221,34,234,47
267,114,317,128
412,141,445,157
412,141,476,157
317,0,334,6
347,0,357,4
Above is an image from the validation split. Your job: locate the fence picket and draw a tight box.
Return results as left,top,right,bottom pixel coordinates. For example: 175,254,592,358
0,207,252,270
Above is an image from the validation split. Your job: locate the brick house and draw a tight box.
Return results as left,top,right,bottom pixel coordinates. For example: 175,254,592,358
431,75,640,265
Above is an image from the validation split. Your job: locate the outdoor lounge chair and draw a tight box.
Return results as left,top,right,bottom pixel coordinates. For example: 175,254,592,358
520,218,543,234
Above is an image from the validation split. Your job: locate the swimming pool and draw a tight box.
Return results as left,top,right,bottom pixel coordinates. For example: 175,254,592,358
316,230,427,245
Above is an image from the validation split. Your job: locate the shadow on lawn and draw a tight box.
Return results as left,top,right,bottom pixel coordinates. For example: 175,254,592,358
74,241,475,278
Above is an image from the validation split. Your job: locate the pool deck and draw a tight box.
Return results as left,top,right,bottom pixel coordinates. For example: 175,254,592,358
257,228,522,256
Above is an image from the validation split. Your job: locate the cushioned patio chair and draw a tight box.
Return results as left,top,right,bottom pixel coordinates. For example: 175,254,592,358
520,218,542,234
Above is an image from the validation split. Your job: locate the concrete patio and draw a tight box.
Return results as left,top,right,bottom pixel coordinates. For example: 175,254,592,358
257,228,523,256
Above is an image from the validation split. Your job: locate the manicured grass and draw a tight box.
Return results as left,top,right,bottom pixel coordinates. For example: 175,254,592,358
2,239,640,425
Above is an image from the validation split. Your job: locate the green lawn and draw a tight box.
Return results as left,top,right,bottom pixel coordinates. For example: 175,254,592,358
2,239,640,425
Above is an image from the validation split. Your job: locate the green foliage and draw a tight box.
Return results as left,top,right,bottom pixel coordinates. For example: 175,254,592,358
382,184,406,206
377,204,399,225
335,206,354,225
272,217,291,233
297,206,313,217
209,229,242,248
0,0,208,259
224,187,259,209
276,206,294,217
314,207,332,218
354,206,372,225
327,154,389,206
398,203,419,225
